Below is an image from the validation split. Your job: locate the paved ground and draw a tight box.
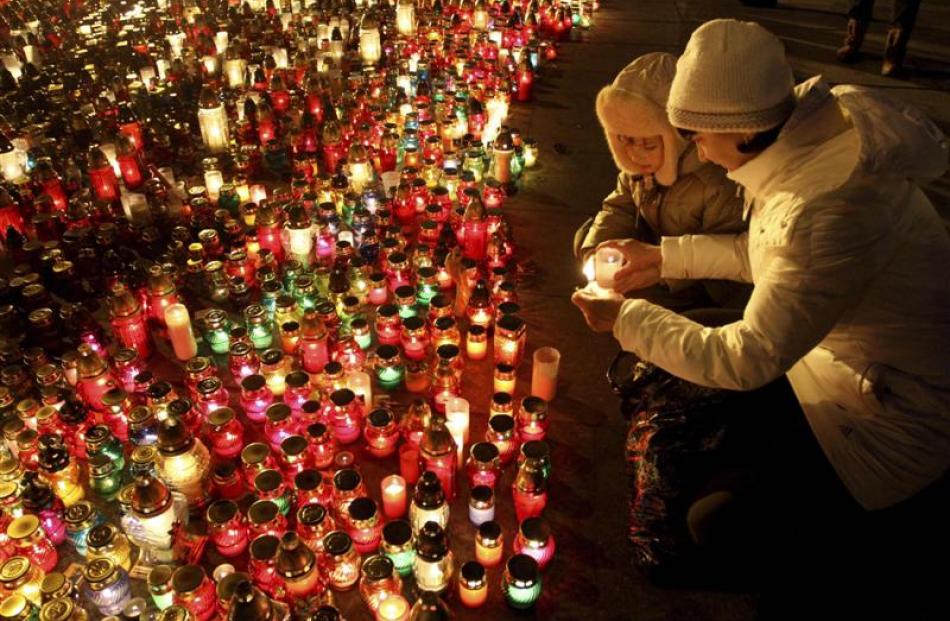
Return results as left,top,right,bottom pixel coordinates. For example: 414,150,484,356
503,1,949,619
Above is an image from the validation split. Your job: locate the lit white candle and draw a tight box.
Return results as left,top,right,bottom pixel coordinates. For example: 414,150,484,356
204,170,224,203
165,303,198,361
214,32,229,55
381,474,407,520
446,418,466,470
347,371,372,406
445,397,470,443
531,347,560,402
224,58,246,89
595,247,624,290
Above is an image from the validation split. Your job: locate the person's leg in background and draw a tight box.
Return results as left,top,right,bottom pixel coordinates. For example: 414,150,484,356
882,0,922,76
838,0,875,62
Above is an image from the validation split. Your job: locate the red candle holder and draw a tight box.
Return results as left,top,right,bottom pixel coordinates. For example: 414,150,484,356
206,500,249,558
346,497,382,555
363,408,399,458
278,435,313,478
294,469,333,510
247,500,289,540
304,423,337,470
513,517,556,570
517,396,549,443
296,502,335,554
264,404,299,452
400,317,430,362
465,442,503,490
240,375,274,424
325,389,363,445
205,407,244,460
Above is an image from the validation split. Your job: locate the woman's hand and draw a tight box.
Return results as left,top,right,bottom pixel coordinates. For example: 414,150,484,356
596,239,663,293
571,288,625,332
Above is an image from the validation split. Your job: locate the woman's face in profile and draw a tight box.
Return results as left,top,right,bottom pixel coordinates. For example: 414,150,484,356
617,134,664,175
684,131,755,172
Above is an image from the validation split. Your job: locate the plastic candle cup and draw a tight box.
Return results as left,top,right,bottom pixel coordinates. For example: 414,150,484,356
531,347,561,402
399,444,420,485
594,246,624,289
445,397,470,444
164,304,198,361
446,418,466,469
475,520,504,568
503,554,542,609
381,475,407,520
459,561,488,608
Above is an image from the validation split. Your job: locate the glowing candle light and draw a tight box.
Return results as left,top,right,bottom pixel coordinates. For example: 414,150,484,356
164,304,198,361
445,397,470,444
347,371,372,406
377,594,410,621
458,561,488,608
595,247,624,291
197,88,230,153
531,347,560,402
381,475,407,520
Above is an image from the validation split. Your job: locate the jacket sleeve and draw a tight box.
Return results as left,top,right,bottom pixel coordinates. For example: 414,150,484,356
699,172,747,234
615,196,889,390
578,173,652,260
661,232,753,283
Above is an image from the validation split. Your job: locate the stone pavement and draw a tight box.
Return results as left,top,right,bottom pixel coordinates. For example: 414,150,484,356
502,1,949,619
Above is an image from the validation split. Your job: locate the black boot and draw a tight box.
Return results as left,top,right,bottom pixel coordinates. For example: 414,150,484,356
836,19,868,63
882,27,910,77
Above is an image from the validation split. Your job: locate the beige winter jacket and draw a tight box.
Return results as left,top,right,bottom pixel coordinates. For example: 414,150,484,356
577,53,749,308
614,77,950,510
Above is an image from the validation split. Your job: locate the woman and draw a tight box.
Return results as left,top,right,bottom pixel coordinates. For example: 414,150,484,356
574,19,950,615
575,52,749,310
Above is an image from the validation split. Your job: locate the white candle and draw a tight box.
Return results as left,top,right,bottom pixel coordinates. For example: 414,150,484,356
165,303,198,361
347,371,372,406
595,247,624,290
377,595,410,621
381,474,407,519
531,347,560,402
446,418,466,470
445,397,470,443
204,170,224,203
214,31,229,55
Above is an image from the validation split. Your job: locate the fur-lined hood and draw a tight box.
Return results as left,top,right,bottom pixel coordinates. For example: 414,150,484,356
596,53,688,187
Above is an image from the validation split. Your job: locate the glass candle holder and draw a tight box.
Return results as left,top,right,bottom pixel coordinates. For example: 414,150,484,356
0,556,43,606
88,454,123,501
431,317,461,351
283,372,313,412
490,392,514,420
206,500,248,558
409,472,449,536
205,408,244,460
466,326,488,360
248,535,281,595
212,462,246,502
502,555,542,610
517,396,549,443
229,342,261,382
322,531,361,591
346,497,382,554
364,409,399,458
373,345,405,390
326,389,363,445
459,561,488,608
241,443,277,488
475,520,504,568
304,424,337,470
254,470,292,517
260,350,289,397
7,515,59,572
296,503,334,554
147,565,174,611
128,406,159,447
82,559,132,617
86,523,134,572
468,486,495,526
404,360,431,395
64,501,103,556
376,594,410,621
171,565,217,621
85,426,125,471
494,364,516,396
200,309,231,355
513,456,549,523
374,305,401,347
294,470,333,511
331,468,365,522
275,532,326,599
412,522,453,595
493,315,527,367
244,305,274,351
486,415,519,465
247,500,287,541
278,436,313,478
239,374,273,424
514,517,556,571
399,317,429,362
359,555,403,612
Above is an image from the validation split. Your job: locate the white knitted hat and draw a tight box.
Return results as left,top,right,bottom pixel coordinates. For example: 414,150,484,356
595,53,687,186
667,19,796,133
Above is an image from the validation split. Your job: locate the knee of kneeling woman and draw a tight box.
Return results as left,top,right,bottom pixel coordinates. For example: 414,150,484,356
687,490,743,548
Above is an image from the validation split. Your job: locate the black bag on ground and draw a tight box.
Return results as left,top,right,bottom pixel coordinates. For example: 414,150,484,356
608,352,735,579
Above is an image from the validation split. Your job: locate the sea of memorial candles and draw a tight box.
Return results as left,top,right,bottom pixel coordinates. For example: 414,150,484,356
0,0,590,617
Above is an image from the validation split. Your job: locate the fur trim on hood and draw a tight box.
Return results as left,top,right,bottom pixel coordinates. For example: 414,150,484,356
596,53,687,187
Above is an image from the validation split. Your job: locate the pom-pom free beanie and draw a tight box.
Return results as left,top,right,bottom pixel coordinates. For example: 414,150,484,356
668,19,795,133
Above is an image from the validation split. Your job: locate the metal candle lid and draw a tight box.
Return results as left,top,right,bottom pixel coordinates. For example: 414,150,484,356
506,554,540,587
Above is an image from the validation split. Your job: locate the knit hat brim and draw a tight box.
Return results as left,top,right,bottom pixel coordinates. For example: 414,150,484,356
668,95,796,134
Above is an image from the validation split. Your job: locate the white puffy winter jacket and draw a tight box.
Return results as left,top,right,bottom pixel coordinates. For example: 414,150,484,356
613,77,950,510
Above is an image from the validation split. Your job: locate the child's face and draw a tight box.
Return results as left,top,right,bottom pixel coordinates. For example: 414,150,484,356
617,134,664,175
